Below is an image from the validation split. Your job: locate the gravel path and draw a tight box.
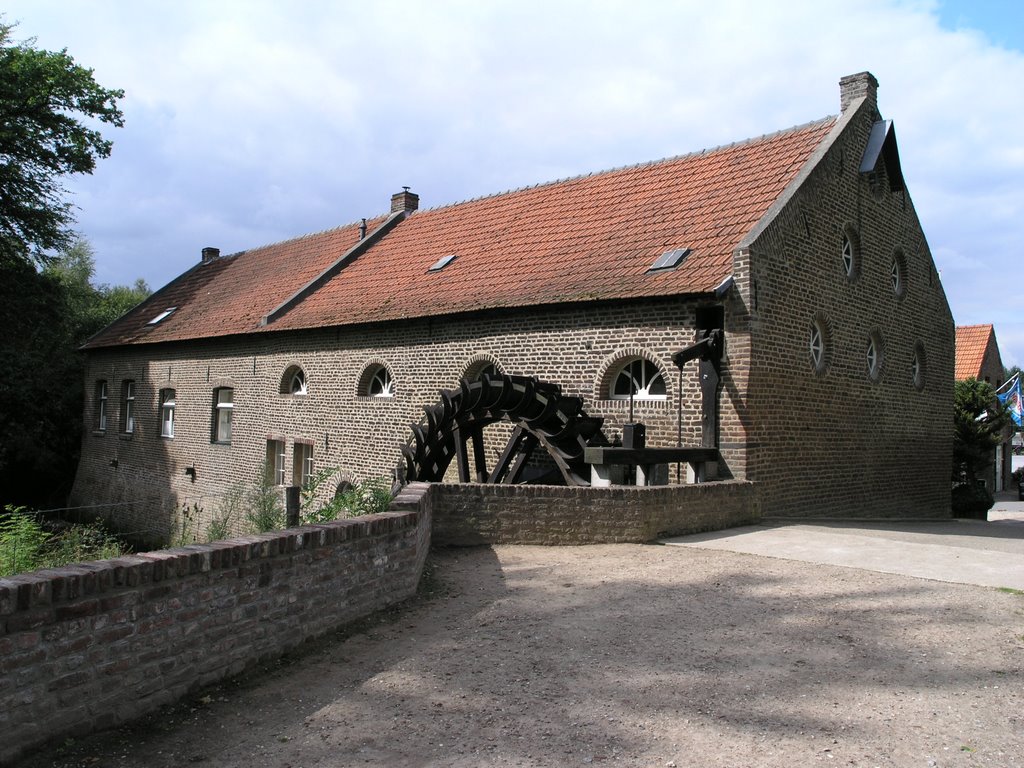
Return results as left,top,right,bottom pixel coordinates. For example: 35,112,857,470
16,543,1024,768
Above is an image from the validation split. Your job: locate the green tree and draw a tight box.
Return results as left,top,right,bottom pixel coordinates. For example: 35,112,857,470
951,378,1011,518
0,239,149,508
0,19,124,266
953,378,1010,483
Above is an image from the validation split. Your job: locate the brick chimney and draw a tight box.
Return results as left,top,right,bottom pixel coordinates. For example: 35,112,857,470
390,187,419,214
839,72,878,114
201,247,220,264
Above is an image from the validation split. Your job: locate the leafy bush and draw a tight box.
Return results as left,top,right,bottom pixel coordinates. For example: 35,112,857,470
335,477,394,518
951,482,993,519
300,467,344,524
1,505,128,576
206,483,244,541
170,502,202,546
246,464,285,533
953,379,1010,483
0,506,51,576
45,519,126,566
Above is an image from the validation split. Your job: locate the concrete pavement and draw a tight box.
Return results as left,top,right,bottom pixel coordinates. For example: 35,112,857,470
662,496,1024,590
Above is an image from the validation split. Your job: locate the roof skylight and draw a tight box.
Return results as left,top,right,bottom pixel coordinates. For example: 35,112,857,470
428,254,457,272
147,307,177,325
648,248,691,273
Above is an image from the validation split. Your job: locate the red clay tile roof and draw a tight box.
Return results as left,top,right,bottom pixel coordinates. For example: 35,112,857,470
955,324,1003,381
85,117,836,349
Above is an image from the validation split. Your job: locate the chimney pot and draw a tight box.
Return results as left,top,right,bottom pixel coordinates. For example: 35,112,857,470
390,188,419,214
839,72,878,114
201,246,220,264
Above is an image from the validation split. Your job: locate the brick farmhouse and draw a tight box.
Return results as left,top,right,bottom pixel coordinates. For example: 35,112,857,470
71,72,954,539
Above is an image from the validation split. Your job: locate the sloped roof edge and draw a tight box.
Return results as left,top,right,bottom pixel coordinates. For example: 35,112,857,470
737,102,862,252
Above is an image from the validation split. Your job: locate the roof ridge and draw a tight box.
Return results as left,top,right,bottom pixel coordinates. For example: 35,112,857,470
219,215,378,260
414,115,838,215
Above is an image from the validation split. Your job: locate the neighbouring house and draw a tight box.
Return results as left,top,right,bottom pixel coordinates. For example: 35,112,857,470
955,323,1014,491
71,72,954,540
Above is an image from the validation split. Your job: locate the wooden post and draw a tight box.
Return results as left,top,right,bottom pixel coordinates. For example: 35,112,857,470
285,486,301,527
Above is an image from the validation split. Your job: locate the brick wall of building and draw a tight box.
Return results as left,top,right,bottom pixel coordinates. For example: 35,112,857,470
430,480,759,545
740,95,955,518
71,298,743,539
0,491,431,765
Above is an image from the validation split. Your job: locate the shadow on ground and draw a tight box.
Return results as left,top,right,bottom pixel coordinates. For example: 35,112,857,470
16,544,1024,768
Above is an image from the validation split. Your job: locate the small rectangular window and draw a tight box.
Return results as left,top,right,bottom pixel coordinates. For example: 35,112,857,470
266,439,285,485
123,380,136,434
647,247,691,272
147,307,177,325
95,380,108,431
293,442,314,488
213,387,233,443
160,389,176,438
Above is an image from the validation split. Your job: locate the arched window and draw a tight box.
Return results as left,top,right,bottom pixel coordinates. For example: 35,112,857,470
841,224,860,280
280,365,308,396
912,343,926,391
463,356,503,383
609,358,667,400
809,314,831,374
891,250,907,298
866,331,884,382
359,364,395,398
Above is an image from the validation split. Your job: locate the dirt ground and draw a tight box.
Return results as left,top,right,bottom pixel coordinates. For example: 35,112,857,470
15,543,1024,768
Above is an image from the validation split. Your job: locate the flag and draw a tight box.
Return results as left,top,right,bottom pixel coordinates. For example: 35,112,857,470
996,374,1022,427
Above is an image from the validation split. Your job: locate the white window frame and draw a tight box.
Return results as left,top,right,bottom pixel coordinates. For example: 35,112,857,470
867,333,883,381
368,366,395,398
290,369,307,395
609,358,667,401
96,381,108,431
810,322,825,372
123,380,136,434
912,344,926,391
214,388,233,443
841,235,854,277
266,439,285,485
293,442,314,487
160,389,176,438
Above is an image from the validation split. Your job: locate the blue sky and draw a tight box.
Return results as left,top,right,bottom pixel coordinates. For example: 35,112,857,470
5,0,1023,368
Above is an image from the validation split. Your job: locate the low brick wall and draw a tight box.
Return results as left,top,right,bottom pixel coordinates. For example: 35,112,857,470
430,480,759,545
0,480,756,762
0,484,432,765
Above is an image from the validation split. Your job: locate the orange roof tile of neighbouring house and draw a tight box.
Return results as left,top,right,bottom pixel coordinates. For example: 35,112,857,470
84,117,837,349
955,324,1003,382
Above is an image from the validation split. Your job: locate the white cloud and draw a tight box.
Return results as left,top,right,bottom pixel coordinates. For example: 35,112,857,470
4,0,1023,358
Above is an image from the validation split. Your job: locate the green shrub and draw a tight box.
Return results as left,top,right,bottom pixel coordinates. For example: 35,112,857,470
335,477,394,518
300,467,344,524
206,483,244,541
246,464,285,533
0,506,51,577
45,519,126,566
951,482,993,519
170,502,202,547
1,505,128,576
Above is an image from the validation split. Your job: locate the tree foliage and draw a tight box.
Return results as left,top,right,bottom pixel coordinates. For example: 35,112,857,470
952,378,1009,483
0,239,149,507
0,19,124,265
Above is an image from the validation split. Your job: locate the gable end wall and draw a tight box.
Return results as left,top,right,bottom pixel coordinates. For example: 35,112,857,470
742,99,954,518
